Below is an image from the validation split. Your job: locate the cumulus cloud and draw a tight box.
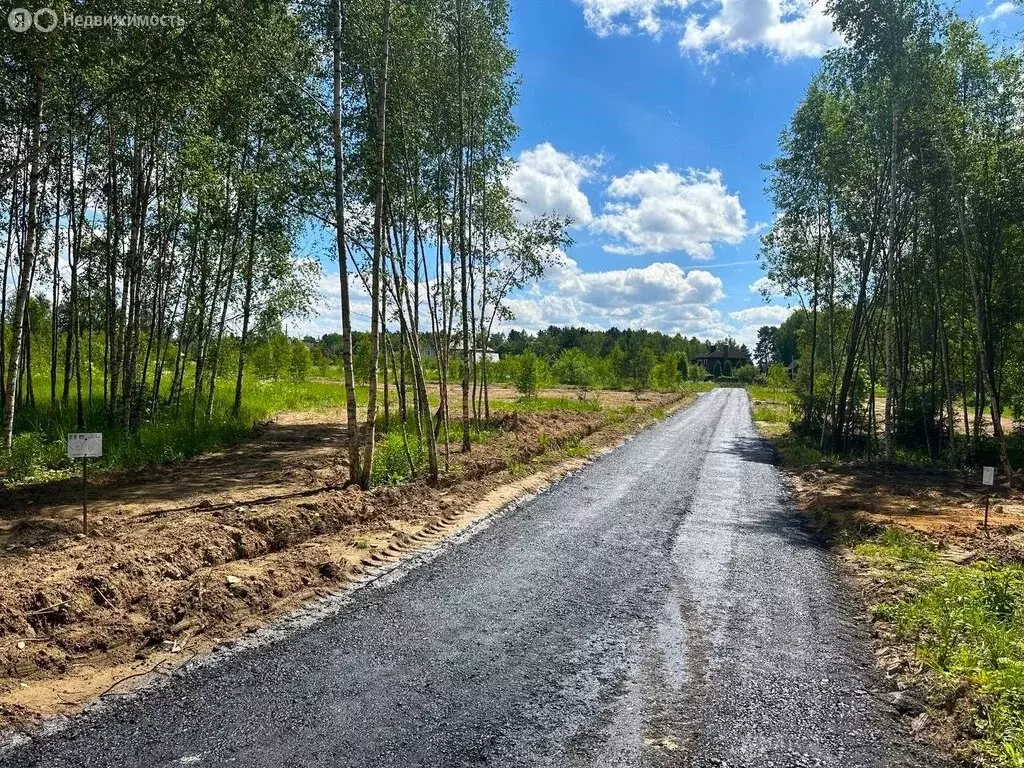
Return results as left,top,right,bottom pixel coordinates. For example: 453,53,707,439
749,275,785,298
729,304,794,325
298,258,778,346
592,166,748,259
506,142,597,224
575,0,840,60
501,255,731,338
681,0,840,59
575,0,690,37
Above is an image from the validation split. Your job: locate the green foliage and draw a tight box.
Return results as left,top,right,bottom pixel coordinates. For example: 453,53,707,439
513,350,545,398
288,341,312,382
859,531,1024,765
766,363,790,388
615,339,657,392
761,4,1024,464
735,364,759,384
553,348,596,390
371,431,420,486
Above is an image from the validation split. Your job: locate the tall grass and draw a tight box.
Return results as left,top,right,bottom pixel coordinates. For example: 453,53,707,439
1,372,361,487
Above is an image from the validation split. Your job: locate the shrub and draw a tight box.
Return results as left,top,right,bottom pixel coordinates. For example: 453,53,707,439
288,341,312,382
514,350,543,398
553,348,596,390
735,364,759,384
766,362,790,388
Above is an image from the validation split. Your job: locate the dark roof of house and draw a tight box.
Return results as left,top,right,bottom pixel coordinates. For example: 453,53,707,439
693,345,750,362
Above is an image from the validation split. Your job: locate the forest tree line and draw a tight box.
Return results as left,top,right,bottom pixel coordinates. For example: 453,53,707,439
1,0,569,488
761,0,1024,479
305,325,755,392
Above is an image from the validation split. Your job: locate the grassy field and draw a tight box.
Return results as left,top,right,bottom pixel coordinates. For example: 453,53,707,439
2,374,364,486
745,385,831,467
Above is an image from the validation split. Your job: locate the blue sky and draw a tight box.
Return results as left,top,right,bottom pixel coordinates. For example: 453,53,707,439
301,0,1022,348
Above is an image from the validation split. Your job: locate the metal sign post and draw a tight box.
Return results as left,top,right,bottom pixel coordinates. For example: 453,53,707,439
982,466,996,535
67,434,103,535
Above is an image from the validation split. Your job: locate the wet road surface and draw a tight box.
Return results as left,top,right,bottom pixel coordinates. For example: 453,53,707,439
1,389,945,767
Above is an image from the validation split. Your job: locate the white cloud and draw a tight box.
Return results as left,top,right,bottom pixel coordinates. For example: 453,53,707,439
681,0,840,59
729,304,794,325
985,1,1017,21
748,275,785,298
729,304,795,348
592,165,748,259
293,268,374,338
501,255,732,338
575,0,690,37
506,142,597,224
575,0,839,60
298,257,781,346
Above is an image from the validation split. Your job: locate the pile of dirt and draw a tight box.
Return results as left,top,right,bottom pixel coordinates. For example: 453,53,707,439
0,392,686,729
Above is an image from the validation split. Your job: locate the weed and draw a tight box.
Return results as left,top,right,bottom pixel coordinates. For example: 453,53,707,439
560,436,590,458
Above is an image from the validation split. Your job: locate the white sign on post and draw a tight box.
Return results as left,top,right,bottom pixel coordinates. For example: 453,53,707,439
983,466,996,487
67,433,103,459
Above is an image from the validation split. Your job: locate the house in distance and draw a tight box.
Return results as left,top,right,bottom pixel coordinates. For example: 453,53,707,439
692,344,752,378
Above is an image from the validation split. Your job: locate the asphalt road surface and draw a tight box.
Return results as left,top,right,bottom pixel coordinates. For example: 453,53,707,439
1,389,945,768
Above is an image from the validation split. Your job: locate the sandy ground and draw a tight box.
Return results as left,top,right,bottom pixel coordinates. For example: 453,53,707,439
0,388,685,730
791,465,1024,559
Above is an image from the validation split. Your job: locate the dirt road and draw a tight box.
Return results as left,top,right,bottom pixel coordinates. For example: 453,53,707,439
0,389,944,767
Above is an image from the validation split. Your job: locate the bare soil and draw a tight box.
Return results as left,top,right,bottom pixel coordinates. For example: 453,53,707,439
791,464,1024,561
0,388,686,730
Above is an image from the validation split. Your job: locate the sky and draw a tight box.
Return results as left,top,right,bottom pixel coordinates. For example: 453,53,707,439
298,0,1022,349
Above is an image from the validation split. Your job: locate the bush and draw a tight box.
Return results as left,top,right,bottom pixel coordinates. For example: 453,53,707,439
735,364,759,384
652,352,682,391
766,362,790,388
553,348,596,390
615,343,656,392
288,341,312,382
514,350,544,398
371,432,420,486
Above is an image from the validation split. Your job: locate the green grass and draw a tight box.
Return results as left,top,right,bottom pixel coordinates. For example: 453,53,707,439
858,530,1024,766
679,381,717,394
770,431,832,468
3,370,687,488
747,385,798,405
1,372,365,487
753,403,793,424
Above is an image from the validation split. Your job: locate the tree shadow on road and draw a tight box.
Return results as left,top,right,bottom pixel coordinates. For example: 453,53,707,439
724,435,781,467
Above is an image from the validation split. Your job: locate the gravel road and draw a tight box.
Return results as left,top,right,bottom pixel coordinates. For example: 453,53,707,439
1,388,945,767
